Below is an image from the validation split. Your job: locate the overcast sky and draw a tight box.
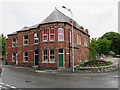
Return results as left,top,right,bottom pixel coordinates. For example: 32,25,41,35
0,0,119,38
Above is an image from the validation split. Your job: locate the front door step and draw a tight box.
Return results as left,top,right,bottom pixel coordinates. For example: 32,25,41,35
58,67,66,70
32,65,38,69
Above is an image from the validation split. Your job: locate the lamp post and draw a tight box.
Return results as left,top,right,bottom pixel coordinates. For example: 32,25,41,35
62,6,74,73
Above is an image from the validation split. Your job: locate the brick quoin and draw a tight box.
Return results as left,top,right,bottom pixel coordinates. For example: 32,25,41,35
6,9,90,69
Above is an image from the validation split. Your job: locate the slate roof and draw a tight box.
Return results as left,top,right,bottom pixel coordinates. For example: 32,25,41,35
41,8,81,29
8,8,89,36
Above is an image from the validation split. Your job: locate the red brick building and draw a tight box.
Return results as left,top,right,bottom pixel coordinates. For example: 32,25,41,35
6,8,90,69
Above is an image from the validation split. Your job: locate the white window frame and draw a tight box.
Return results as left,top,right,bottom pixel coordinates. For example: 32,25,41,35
43,30,48,42
49,49,55,62
43,50,48,62
69,30,72,43
77,34,79,45
34,33,39,44
12,38,16,47
78,51,81,62
84,37,88,46
77,34,81,45
49,28,55,41
23,35,28,45
58,28,64,41
23,51,28,62
12,52,16,62
16,39,18,47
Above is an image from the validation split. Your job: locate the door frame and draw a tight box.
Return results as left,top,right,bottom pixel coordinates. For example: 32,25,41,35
34,50,39,66
58,49,64,67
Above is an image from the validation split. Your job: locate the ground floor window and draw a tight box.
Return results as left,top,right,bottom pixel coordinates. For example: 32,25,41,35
23,51,28,62
50,49,55,62
78,51,81,62
12,52,16,62
43,50,48,62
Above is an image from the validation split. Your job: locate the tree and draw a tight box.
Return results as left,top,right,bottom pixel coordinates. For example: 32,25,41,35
96,38,111,55
0,34,6,56
89,38,98,61
101,32,120,55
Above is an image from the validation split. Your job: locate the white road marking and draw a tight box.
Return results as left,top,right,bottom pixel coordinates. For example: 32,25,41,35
0,83,17,89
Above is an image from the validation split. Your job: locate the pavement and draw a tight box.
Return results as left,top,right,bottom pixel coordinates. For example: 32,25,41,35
1,57,120,76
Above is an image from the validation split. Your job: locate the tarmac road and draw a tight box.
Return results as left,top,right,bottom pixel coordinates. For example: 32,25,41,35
1,58,120,88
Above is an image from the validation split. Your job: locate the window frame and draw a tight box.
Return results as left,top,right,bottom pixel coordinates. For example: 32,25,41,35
58,28,64,41
12,38,16,47
49,28,55,41
69,30,72,43
43,50,48,62
23,51,28,62
78,50,81,62
12,52,16,62
49,49,55,62
43,30,48,42
77,34,81,45
23,35,28,45
34,33,39,44
84,37,88,46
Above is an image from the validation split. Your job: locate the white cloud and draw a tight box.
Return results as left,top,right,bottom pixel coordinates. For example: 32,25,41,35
0,0,119,38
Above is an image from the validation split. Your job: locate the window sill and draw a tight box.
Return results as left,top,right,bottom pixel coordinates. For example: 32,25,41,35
23,44,28,46
23,61,28,63
48,62,56,64
42,61,48,63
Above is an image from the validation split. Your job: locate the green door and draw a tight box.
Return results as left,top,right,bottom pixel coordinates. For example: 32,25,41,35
59,54,64,67
35,55,39,65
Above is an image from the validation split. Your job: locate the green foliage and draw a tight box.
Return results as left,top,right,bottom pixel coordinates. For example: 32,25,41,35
0,34,6,56
101,32,120,55
96,38,111,55
89,38,98,61
76,60,113,67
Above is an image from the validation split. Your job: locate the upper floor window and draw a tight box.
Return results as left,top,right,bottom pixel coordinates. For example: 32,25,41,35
49,28,55,41
23,51,28,62
69,30,72,43
43,30,48,41
12,52,16,62
50,49,55,62
77,34,81,45
16,39,18,47
12,38,16,47
84,37,88,46
43,50,48,62
58,28,64,41
23,35,28,45
34,33,39,44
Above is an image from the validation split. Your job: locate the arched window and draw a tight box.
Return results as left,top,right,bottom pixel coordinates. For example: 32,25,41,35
34,33,39,44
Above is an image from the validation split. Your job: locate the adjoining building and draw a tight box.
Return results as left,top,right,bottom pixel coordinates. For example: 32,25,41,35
6,8,90,69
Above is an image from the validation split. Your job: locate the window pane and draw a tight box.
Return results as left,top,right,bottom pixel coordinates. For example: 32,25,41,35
44,30,47,34
50,35,54,40
24,52,28,56
44,36,47,40
59,35,63,40
58,28,64,33
50,29,55,34
59,49,63,53
24,35,28,39
13,38,16,42
25,57,28,61
34,33,38,38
